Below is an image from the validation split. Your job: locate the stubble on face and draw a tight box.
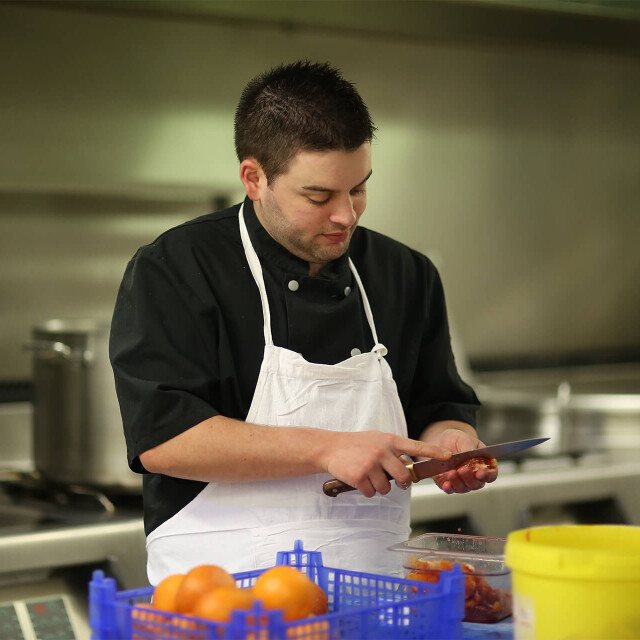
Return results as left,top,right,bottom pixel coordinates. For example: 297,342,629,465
253,145,371,275
259,188,354,269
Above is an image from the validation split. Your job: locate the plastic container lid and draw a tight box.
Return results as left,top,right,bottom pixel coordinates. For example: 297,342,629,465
389,533,509,576
505,525,640,581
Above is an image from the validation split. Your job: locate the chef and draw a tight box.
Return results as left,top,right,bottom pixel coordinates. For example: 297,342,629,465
109,60,496,585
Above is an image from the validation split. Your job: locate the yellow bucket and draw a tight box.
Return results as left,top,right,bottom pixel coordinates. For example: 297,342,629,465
505,525,640,639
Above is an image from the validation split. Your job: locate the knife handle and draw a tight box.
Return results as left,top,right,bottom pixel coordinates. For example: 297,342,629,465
323,462,418,497
323,478,357,497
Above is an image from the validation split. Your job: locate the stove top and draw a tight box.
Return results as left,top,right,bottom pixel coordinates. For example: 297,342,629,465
0,472,148,598
0,473,148,639
0,472,143,536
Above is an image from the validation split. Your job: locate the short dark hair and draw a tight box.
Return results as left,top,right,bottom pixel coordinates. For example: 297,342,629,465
234,60,376,183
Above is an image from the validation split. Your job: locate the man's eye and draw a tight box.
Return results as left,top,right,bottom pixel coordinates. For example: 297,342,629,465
351,189,366,197
307,197,330,206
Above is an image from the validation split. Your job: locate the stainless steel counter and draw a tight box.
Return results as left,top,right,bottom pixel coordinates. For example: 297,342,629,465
0,475,146,639
410,451,640,537
0,518,146,589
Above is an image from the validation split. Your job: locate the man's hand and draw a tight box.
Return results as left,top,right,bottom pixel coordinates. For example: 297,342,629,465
420,421,498,494
324,431,451,498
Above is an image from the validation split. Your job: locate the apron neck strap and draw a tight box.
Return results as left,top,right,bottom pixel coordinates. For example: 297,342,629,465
238,203,382,351
239,204,273,346
347,257,381,347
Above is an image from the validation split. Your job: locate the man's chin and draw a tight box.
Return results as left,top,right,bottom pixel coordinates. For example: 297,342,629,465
316,242,351,262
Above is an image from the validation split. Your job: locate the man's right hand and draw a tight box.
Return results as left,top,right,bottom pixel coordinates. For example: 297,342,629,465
323,431,451,498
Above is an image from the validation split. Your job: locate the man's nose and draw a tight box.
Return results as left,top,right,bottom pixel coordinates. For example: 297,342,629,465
329,196,358,227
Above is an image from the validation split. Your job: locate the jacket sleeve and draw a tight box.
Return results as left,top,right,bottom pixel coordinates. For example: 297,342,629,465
404,260,481,440
109,242,220,473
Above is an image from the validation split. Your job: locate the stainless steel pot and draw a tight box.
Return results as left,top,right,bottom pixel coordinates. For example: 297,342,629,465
26,319,140,491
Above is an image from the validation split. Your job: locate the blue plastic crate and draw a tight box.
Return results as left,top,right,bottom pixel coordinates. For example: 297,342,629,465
90,540,465,640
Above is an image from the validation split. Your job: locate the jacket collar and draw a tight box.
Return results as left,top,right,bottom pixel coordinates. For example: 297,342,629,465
242,197,352,283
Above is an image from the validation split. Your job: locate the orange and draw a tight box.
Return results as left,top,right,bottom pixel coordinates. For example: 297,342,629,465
309,582,329,616
132,603,173,640
175,564,237,614
252,566,315,622
192,585,255,622
286,620,330,640
151,574,185,612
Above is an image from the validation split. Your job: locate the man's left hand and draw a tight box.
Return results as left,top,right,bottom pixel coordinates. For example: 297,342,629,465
420,422,498,494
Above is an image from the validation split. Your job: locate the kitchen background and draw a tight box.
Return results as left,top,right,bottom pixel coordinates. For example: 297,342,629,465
1,2,640,633
1,0,639,386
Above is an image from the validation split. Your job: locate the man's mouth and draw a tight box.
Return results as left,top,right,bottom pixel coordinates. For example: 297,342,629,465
321,231,349,243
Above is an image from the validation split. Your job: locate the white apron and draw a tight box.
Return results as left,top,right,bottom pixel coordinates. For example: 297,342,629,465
146,204,411,584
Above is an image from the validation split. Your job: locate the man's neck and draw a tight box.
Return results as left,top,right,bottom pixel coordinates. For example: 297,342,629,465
308,262,324,277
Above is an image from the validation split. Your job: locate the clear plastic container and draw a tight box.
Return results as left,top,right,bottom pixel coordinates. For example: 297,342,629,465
389,533,512,623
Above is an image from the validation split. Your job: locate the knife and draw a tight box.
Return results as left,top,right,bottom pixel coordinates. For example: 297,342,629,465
322,437,549,497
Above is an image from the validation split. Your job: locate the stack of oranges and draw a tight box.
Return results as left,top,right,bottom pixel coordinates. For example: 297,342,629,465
148,563,329,625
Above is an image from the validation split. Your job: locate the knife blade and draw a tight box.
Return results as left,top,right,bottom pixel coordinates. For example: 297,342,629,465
322,437,549,497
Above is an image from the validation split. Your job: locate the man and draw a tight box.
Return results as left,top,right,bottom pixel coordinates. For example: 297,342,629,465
110,60,495,585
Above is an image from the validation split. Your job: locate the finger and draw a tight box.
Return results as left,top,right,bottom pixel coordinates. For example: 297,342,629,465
394,478,412,490
434,475,454,494
383,455,412,486
448,467,488,493
462,477,486,491
457,463,495,488
371,472,392,495
356,478,377,499
445,470,470,493
433,461,494,492
475,466,498,483
400,438,452,461
432,472,452,494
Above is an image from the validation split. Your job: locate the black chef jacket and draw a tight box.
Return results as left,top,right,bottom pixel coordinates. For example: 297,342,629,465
110,198,480,535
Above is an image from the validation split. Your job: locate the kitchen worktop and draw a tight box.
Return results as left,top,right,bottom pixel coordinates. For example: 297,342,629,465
410,450,640,537
464,619,514,639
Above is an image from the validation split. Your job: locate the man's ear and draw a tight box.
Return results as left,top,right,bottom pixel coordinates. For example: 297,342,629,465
239,158,265,201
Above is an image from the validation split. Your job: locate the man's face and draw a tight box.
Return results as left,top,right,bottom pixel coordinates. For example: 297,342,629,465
253,143,371,276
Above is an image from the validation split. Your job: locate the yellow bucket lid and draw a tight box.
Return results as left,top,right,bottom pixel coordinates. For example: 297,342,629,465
505,525,640,581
